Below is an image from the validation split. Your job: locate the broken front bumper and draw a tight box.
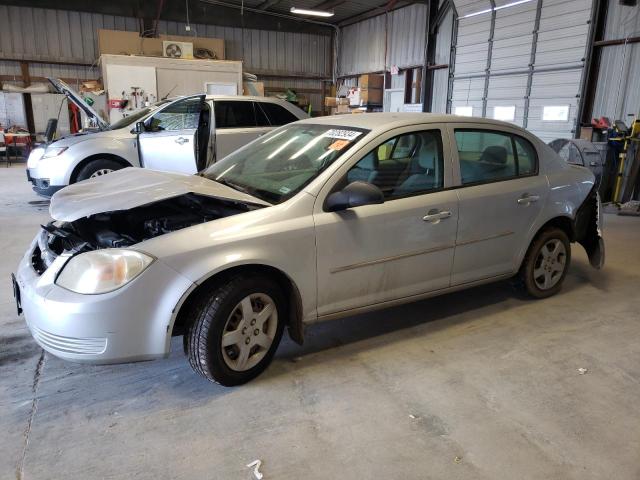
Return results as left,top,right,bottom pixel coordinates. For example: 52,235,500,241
15,237,194,364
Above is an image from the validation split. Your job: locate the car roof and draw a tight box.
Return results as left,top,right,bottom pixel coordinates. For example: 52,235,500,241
204,95,284,102
295,112,531,136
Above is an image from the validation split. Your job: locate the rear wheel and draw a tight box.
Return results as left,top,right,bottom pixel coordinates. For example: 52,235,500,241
517,228,571,298
186,274,285,386
75,158,124,182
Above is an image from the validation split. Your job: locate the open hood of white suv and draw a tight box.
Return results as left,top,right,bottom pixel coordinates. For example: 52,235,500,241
50,168,271,222
48,78,110,131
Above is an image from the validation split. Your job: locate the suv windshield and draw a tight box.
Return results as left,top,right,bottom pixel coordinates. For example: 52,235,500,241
202,124,369,204
108,100,171,130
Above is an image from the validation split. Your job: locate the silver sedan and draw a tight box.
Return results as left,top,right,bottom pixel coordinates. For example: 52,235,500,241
14,113,604,386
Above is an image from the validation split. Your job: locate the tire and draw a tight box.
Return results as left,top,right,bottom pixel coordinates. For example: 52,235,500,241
185,274,286,386
516,227,571,299
75,158,124,182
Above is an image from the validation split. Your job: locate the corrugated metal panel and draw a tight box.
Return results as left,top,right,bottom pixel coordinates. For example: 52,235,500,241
432,8,454,113
591,2,640,121
491,2,536,73
388,4,427,69
528,69,583,142
487,74,527,126
454,15,490,76
451,76,484,116
338,14,386,75
338,4,427,76
0,5,331,79
451,0,593,139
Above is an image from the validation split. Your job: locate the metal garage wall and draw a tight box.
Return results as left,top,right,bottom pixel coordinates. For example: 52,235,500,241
0,5,332,79
338,4,427,76
432,8,454,113
450,0,593,142
591,2,640,122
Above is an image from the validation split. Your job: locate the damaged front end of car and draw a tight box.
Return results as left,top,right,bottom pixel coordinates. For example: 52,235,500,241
32,193,260,274
574,185,605,269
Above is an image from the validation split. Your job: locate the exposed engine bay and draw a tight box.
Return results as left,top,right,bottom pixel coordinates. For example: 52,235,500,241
32,193,259,273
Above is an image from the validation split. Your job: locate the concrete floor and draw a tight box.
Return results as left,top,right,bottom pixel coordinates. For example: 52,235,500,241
1,163,639,480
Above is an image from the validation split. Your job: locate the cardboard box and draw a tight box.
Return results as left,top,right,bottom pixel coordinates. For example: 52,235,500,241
325,96,337,107
243,82,265,96
98,29,225,60
325,97,350,107
330,104,350,115
348,87,383,106
359,74,384,89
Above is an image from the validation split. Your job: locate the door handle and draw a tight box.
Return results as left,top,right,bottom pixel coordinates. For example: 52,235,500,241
175,137,189,145
517,194,540,205
423,209,452,222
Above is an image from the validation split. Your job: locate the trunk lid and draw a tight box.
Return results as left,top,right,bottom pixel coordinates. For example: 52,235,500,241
50,168,271,222
47,78,110,131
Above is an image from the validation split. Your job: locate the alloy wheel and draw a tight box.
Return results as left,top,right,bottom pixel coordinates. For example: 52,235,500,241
90,168,113,178
533,239,567,290
221,293,278,372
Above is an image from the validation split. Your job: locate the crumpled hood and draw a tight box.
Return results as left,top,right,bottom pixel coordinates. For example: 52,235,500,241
50,168,271,222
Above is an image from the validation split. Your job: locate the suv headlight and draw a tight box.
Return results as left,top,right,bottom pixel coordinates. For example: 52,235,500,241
56,249,154,294
27,148,45,168
42,146,68,159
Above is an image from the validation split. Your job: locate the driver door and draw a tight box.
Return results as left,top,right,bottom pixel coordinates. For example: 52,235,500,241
313,127,458,317
138,95,205,174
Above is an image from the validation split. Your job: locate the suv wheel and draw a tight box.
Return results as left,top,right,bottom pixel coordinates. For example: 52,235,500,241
76,159,123,182
186,274,285,386
517,227,571,298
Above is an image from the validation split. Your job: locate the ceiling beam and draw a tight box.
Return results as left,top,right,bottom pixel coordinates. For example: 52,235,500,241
313,0,346,8
257,0,281,10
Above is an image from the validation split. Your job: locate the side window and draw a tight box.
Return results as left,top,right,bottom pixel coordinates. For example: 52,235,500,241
567,143,583,165
346,130,444,199
455,130,516,185
147,97,201,132
514,135,538,174
557,142,571,162
214,101,257,128
259,102,299,126
254,102,271,127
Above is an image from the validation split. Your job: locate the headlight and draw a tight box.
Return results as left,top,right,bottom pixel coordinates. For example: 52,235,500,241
42,146,68,159
56,249,154,294
27,148,45,168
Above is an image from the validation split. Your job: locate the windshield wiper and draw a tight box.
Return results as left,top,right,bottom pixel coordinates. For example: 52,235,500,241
214,178,251,195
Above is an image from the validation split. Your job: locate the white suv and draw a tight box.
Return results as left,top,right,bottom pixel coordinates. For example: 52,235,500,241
26,79,307,196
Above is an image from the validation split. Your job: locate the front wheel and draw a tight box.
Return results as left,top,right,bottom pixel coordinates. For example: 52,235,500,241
185,274,286,386
75,158,124,182
517,228,571,299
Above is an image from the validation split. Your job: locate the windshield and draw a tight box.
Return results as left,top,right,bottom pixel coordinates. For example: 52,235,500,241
108,100,171,130
202,124,370,204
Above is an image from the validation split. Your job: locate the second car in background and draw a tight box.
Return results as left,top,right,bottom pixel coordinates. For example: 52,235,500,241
26,78,307,196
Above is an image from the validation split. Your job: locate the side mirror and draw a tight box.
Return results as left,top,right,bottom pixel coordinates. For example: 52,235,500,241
134,121,146,134
325,181,384,212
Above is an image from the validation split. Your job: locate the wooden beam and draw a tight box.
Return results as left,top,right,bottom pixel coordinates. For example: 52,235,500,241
20,61,31,87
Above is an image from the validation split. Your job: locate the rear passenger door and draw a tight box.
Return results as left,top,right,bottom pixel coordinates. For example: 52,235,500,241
449,125,547,285
213,100,271,160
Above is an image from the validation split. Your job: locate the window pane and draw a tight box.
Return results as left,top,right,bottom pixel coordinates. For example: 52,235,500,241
214,101,257,128
148,97,201,131
254,102,271,126
260,102,299,126
455,130,516,184
514,136,537,174
347,130,443,199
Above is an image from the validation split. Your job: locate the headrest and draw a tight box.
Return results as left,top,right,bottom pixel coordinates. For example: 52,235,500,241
480,145,508,164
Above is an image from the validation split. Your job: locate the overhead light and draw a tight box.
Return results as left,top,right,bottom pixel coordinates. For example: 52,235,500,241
460,0,534,19
290,7,335,17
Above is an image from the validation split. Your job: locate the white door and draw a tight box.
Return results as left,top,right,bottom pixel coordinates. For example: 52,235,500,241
313,127,458,317
449,125,547,284
138,95,204,174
